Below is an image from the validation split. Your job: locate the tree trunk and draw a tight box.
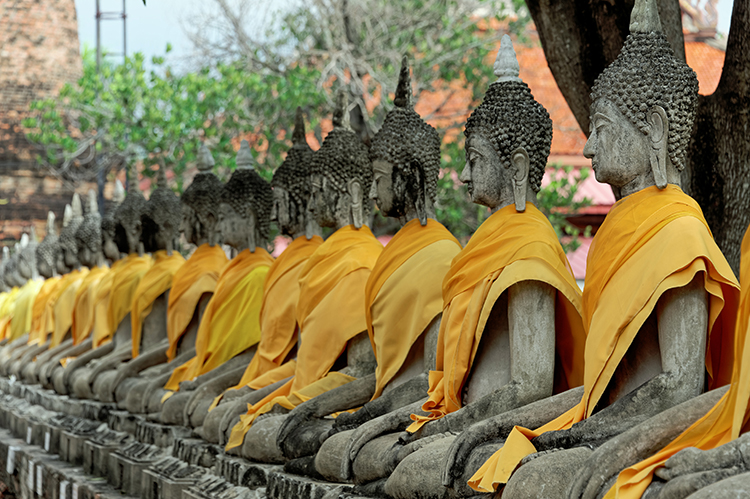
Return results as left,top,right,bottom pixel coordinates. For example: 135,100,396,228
527,0,749,272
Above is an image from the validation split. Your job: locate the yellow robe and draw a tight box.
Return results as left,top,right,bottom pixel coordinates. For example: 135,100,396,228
163,248,274,392
209,235,323,411
9,279,44,342
28,277,62,345
468,185,740,493
408,204,586,432
71,266,109,345
226,225,383,450
0,287,20,341
165,244,228,361
91,259,127,347
367,219,461,399
611,225,750,498
131,251,185,358
50,268,90,348
105,254,153,343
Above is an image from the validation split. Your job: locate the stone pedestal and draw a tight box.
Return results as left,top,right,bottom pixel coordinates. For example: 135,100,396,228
109,441,166,496
142,456,207,499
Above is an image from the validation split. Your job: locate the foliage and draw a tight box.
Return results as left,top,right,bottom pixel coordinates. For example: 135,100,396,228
537,164,592,253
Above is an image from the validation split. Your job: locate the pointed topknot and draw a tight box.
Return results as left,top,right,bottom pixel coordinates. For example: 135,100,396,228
630,0,662,33
156,161,168,189
235,140,255,170
46,211,56,236
126,164,140,194
30,225,37,243
63,204,73,228
86,189,98,214
2,247,8,260
113,179,126,204
292,107,307,145
71,193,83,217
332,89,350,129
197,143,215,172
493,34,521,83
19,233,29,248
394,55,412,108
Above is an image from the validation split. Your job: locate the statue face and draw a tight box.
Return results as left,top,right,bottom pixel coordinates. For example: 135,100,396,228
218,202,255,249
370,160,396,216
56,252,70,274
308,174,338,228
103,232,119,262
63,246,78,269
180,205,196,245
584,99,651,189
461,132,507,209
18,258,31,280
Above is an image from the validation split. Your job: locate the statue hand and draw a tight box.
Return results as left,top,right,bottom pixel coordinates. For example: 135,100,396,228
342,412,406,480
179,380,198,392
277,405,314,452
656,448,711,481
532,428,574,452
442,421,493,487
566,452,601,499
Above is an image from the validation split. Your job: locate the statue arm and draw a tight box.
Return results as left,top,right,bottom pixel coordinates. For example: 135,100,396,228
568,386,729,499
418,280,557,439
534,274,709,451
110,340,170,395
178,348,255,391
184,365,249,420
62,341,115,387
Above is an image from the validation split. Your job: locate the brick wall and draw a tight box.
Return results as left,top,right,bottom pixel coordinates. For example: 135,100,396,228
0,0,84,243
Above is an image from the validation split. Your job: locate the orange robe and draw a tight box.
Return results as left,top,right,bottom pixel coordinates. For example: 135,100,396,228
209,235,323,411
105,254,153,344
130,250,185,358
226,225,383,449
92,258,126,347
611,225,750,498
468,185,740,493
408,204,586,432
0,287,20,341
28,277,62,345
163,248,274,392
71,266,109,345
165,244,228,361
10,279,43,341
367,219,461,399
50,268,90,348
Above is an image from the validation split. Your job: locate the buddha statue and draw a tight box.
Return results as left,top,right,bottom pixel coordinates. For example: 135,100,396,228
156,140,274,426
90,165,185,403
69,172,154,399
274,57,461,476
122,144,227,416
330,38,586,499
7,230,44,345
199,108,323,444
463,3,740,497
224,90,384,465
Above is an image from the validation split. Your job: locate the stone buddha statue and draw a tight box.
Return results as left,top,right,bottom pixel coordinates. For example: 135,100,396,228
225,90,383,464
102,180,126,263
460,3,739,497
330,38,586,499
274,57,461,476
199,108,323,444
157,140,273,426
57,194,84,274
123,144,227,416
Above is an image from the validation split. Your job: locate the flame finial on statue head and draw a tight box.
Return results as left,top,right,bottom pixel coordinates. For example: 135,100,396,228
63,204,73,228
394,55,412,109
156,160,168,189
235,140,255,170
494,34,521,83
86,189,98,214
630,0,662,33
113,180,125,204
126,163,140,194
292,107,307,145
332,89,350,129
71,193,83,218
197,143,215,172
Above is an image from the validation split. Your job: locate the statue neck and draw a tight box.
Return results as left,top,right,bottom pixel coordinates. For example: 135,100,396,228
491,185,538,214
614,170,682,201
397,198,436,227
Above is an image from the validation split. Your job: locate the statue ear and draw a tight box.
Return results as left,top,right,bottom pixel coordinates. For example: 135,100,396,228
347,178,364,229
510,147,530,212
410,159,428,226
648,106,669,189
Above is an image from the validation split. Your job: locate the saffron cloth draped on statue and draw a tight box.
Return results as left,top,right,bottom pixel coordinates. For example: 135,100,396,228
367,218,461,400
610,225,750,498
226,225,383,449
407,203,586,432
9,279,43,342
163,248,273,392
71,266,109,345
50,268,90,348
468,185,740,493
91,259,126,347
28,276,61,345
106,254,153,342
131,250,185,358
0,286,19,341
165,243,228,361
209,235,323,411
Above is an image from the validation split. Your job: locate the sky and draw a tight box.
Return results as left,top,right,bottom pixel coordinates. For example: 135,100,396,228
74,0,736,69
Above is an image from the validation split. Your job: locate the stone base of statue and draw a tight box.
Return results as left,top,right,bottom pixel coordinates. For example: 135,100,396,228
142,456,208,499
184,474,260,499
82,426,132,476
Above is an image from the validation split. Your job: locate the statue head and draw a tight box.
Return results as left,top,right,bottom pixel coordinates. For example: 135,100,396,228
17,229,39,280
461,35,552,212
583,0,698,198
0,247,9,292
57,194,84,273
102,180,125,263
75,190,103,268
141,164,181,254
114,167,147,255
36,211,60,279
370,57,441,225
3,247,21,289
218,140,273,252
309,90,372,229
271,108,320,239
181,144,223,246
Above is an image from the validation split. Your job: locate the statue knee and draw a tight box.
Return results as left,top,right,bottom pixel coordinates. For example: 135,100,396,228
241,415,288,463
503,447,592,499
